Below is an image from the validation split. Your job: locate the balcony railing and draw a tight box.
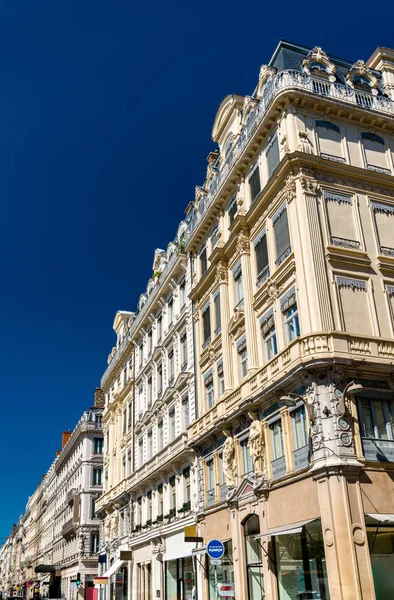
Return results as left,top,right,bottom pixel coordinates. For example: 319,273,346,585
187,70,394,240
62,518,76,538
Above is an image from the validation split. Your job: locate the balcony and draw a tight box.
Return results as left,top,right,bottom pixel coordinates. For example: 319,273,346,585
187,70,394,243
62,518,77,539
67,489,76,506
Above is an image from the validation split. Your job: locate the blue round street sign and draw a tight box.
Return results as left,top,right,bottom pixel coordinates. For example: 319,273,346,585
206,539,225,560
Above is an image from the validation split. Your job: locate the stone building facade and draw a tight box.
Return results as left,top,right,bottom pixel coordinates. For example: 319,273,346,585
184,41,394,600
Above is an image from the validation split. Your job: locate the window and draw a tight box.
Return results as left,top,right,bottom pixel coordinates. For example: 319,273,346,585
138,385,144,419
158,419,164,450
291,405,308,449
128,400,132,430
273,204,291,266
180,279,186,307
92,468,102,486
168,349,174,386
244,515,264,600
211,226,219,248
122,453,126,478
361,131,389,174
254,230,269,285
200,246,208,275
214,292,221,335
202,304,211,347
249,164,261,201
147,429,153,460
228,198,237,225
93,438,103,455
136,497,142,525
168,298,174,326
157,484,164,517
147,329,153,354
204,371,214,409
182,394,190,429
266,135,280,179
127,448,132,476
138,437,144,467
139,342,143,367
183,467,191,506
157,363,163,397
206,459,215,504
90,532,99,553
90,496,96,519
281,289,300,342
169,408,176,441
270,420,284,459
358,396,394,440
169,476,177,513
123,408,127,436
233,264,243,309
240,439,254,475
147,491,152,522
237,337,248,378
147,376,152,410
217,360,225,396
180,333,188,369
157,314,162,342
316,120,344,162
262,312,277,361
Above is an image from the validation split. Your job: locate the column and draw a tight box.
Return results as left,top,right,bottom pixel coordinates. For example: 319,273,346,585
237,232,259,370
216,261,233,391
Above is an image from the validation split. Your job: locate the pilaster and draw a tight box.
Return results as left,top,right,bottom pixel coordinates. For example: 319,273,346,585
237,232,259,371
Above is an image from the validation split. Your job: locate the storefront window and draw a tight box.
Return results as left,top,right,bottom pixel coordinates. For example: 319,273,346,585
165,556,195,600
244,515,264,600
275,521,330,600
208,540,235,599
367,523,394,599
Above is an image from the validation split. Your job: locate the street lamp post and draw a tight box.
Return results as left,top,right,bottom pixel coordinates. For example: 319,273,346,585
278,393,316,423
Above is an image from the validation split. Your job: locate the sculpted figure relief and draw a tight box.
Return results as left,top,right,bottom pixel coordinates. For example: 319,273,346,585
247,412,265,476
104,515,111,541
111,511,119,537
222,430,236,487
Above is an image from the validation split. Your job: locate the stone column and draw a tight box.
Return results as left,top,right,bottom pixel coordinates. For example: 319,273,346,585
215,261,233,391
237,232,259,370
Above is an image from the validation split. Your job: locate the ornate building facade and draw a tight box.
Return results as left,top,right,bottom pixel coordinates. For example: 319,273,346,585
95,225,197,600
184,41,394,600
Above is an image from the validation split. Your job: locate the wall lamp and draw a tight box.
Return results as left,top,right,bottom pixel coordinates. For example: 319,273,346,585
279,393,316,423
337,381,363,415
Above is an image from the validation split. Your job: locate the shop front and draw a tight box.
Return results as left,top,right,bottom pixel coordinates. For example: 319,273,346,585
365,513,394,600
162,531,197,600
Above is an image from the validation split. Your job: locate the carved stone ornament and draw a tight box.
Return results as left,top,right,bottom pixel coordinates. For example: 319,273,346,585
256,65,277,98
298,131,314,154
266,279,282,300
242,95,259,125
215,261,228,284
236,233,250,255
300,176,318,195
195,186,207,202
252,474,271,498
282,176,297,203
302,47,336,82
345,60,379,95
111,511,119,538
104,515,111,541
222,430,236,487
247,412,265,476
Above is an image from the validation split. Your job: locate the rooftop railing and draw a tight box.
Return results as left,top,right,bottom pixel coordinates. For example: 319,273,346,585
188,70,394,238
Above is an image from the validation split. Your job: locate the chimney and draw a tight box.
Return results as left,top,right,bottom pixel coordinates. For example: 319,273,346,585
62,431,72,449
367,47,394,99
94,387,105,408
56,450,61,457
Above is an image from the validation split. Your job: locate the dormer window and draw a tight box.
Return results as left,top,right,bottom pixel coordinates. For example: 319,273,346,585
345,60,379,96
302,47,336,82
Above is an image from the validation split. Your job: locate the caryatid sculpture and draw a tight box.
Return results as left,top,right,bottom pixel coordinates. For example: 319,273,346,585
222,429,236,487
104,514,111,541
247,412,265,476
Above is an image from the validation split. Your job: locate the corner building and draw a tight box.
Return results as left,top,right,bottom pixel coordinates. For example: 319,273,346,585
186,42,394,600
96,225,197,600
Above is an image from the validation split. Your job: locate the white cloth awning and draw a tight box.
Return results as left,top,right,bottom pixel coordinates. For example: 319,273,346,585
101,559,124,579
366,513,394,524
255,518,318,539
162,549,192,562
192,547,206,556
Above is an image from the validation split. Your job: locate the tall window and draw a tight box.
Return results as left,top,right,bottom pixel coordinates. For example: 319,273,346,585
158,419,164,450
202,304,211,347
157,314,162,342
147,491,152,522
92,468,102,486
200,246,208,275
211,226,219,248
136,497,142,525
157,484,164,517
243,515,264,600
261,311,277,361
147,429,153,460
270,420,284,460
240,439,254,475
90,533,100,553
233,264,244,308
214,292,221,334
183,467,191,506
358,396,394,440
254,230,269,286
249,164,261,201
206,459,215,504
182,394,190,429
123,408,127,436
138,385,144,419
180,332,188,369
291,405,308,449
281,288,300,342
180,279,186,307
128,400,132,430
168,349,174,386
205,372,214,409
157,363,163,397
147,376,152,410
147,329,153,354
122,453,126,478
266,134,280,179
138,437,144,467
139,342,143,367
273,203,291,266
237,337,248,378
228,198,237,226
168,298,174,326
169,477,177,514
127,448,132,476
169,408,176,441
93,438,103,455
217,360,225,396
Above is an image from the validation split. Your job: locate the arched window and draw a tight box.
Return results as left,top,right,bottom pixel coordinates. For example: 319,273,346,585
243,514,264,600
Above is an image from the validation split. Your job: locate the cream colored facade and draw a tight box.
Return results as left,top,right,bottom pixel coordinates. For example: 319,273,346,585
96,231,197,600
184,41,394,600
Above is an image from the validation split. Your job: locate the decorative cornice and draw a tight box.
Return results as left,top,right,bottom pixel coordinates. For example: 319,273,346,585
337,277,367,291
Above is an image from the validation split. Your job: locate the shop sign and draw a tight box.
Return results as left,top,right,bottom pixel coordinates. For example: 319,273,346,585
115,572,124,586
207,539,225,560
218,583,235,598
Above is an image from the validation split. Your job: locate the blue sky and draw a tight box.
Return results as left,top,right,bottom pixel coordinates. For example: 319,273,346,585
0,0,393,538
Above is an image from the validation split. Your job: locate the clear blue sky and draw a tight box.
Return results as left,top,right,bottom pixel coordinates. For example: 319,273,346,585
0,0,393,538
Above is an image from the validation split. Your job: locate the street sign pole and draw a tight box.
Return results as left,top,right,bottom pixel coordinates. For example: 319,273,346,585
214,565,218,600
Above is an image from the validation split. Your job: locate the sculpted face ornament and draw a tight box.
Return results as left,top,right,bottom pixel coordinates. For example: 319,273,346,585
222,429,236,488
